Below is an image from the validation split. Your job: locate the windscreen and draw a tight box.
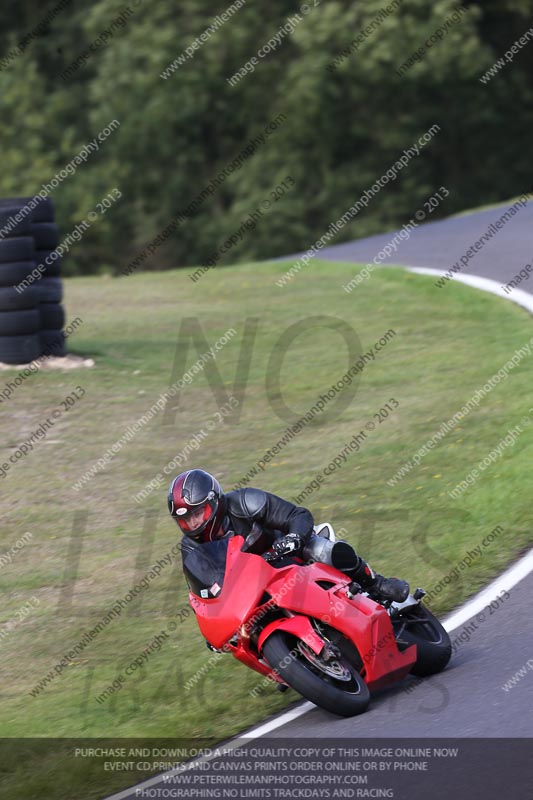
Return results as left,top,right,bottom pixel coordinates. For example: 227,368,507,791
182,538,230,598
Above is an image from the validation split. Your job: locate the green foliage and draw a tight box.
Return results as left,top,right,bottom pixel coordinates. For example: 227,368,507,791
0,0,531,274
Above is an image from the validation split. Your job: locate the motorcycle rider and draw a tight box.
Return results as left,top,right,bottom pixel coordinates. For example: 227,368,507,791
168,468,409,602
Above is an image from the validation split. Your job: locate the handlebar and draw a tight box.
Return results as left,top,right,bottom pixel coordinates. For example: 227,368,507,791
262,547,297,563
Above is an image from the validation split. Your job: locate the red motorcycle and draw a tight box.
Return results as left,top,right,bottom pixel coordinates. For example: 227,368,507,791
184,526,452,717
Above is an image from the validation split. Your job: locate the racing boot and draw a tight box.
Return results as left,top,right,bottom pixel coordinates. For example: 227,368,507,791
369,574,410,603
346,558,409,603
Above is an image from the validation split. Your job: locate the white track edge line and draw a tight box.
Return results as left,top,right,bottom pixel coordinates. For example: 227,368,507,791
441,546,533,631
407,266,533,314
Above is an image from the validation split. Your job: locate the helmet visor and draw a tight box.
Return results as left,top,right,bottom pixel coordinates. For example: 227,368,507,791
174,501,215,535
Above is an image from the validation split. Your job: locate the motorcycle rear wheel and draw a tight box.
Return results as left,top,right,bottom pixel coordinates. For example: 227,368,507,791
393,603,452,677
262,630,370,717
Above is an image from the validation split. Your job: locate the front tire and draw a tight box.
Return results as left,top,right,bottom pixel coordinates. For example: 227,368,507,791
262,630,370,717
393,603,451,677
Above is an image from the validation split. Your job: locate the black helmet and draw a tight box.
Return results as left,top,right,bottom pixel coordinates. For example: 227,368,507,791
168,469,225,541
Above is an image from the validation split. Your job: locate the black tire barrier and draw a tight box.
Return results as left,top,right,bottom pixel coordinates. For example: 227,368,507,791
0,195,66,363
0,261,38,287
0,309,40,336
0,207,33,238
39,302,65,330
0,285,41,311
0,333,42,364
32,197,55,223
0,237,35,264
35,249,61,277
0,196,55,223
40,329,66,357
32,222,60,250
39,277,63,304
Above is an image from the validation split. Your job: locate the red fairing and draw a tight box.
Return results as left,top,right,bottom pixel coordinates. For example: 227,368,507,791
191,536,275,648
261,562,415,691
187,535,416,693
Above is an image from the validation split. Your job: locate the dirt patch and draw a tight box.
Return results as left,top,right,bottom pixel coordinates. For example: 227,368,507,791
0,354,95,371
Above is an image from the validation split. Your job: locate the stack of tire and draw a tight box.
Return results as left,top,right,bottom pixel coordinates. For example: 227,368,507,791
0,201,42,364
30,199,66,358
0,196,66,364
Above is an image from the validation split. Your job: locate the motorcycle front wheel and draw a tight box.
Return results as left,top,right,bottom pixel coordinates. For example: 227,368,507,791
392,603,452,677
262,630,370,717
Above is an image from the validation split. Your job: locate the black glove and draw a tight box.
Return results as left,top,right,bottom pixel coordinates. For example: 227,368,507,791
372,575,410,603
271,533,303,557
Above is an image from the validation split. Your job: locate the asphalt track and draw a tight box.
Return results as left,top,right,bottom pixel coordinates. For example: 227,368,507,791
105,203,533,798
318,199,533,290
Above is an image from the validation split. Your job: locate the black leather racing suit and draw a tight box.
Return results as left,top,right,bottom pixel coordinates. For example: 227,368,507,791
179,487,410,619
180,487,367,579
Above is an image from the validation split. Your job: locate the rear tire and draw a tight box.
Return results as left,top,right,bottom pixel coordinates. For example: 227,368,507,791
392,604,452,677
262,630,370,717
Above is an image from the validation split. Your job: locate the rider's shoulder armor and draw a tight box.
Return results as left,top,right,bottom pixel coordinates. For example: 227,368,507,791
225,488,267,520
